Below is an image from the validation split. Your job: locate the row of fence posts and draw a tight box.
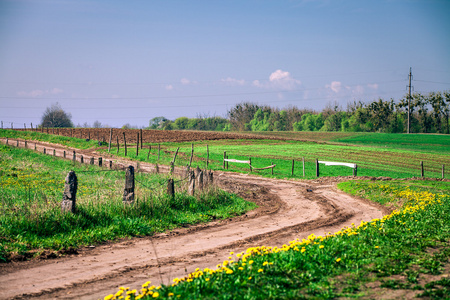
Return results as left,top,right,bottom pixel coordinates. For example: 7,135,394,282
61,165,214,213
222,151,445,179
3,137,447,179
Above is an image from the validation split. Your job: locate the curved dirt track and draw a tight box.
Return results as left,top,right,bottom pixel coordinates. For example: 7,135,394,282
0,139,388,300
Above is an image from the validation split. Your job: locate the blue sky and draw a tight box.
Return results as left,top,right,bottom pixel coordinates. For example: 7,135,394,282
1,0,449,128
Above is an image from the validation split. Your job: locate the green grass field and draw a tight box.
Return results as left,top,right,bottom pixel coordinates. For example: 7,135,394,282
0,144,256,262
107,179,450,299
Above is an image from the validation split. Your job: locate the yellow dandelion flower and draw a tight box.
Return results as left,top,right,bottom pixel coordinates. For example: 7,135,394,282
336,258,341,262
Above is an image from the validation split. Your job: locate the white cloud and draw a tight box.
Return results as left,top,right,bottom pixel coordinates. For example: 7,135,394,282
253,69,301,90
165,85,174,90
180,78,190,85
17,88,64,97
326,81,342,93
221,77,246,86
367,83,379,89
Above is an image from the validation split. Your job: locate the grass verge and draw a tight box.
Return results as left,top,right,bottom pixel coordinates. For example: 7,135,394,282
106,179,450,299
0,144,256,262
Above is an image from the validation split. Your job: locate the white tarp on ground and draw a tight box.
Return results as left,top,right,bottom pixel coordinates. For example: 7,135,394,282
318,161,356,169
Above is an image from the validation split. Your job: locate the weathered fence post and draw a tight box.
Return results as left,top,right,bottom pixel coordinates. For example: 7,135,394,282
90,157,94,165
109,160,113,169
116,135,119,154
185,165,191,178
24,140,27,148
5,137,8,145
353,164,358,176
123,165,135,204
155,163,159,173
443,165,445,179
188,170,195,196
140,128,143,149
172,147,180,164
420,161,424,177
291,159,295,176
147,145,151,160
136,132,139,156
108,128,113,152
53,149,56,156
197,170,204,191
123,132,127,156
72,151,76,162
63,150,66,158
206,144,209,169
208,171,214,185
61,171,77,213
271,162,274,175
43,148,46,154
303,157,305,177
249,157,252,173
316,159,319,177
189,143,194,167
98,157,103,167
16,139,19,147
167,178,175,198
80,155,84,164
223,151,226,169
34,143,37,150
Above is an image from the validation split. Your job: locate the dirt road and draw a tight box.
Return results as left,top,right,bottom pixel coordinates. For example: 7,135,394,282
0,139,388,299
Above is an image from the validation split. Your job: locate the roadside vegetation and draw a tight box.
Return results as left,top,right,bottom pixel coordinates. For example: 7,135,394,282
106,179,450,299
0,144,256,262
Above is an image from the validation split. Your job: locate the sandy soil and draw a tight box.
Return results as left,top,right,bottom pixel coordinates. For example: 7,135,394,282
0,139,389,300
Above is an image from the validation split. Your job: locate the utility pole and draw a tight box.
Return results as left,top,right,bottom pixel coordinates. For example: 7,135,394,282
407,67,413,134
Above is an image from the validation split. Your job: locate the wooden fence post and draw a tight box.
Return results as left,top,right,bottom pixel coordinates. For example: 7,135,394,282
353,164,358,176
53,149,56,156
61,171,77,213
189,143,194,167
421,161,424,177
109,160,113,169
90,157,94,165
291,159,295,176
443,165,445,179
271,162,274,175
72,151,76,162
80,155,84,164
123,132,127,156
303,157,305,177
34,143,37,151
172,147,180,164
316,159,319,177
197,170,204,191
108,128,113,152
206,144,209,169
98,157,102,167
147,145,151,160
223,151,226,169
167,178,175,198
155,163,159,174
188,170,195,196
170,162,174,175
123,166,135,204
158,144,161,160
140,128,143,149
116,135,119,154
249,157,252,173
16,139,19,147
136,132,139,156
43,148,46,154
63,150,66,158
24,140,27,148
5,137,8,145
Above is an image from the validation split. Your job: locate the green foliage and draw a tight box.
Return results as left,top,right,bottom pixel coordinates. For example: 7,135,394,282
41,103,73,128
115,180,450,299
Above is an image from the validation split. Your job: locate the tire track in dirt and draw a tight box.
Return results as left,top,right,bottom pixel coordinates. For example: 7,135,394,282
0,139,387,300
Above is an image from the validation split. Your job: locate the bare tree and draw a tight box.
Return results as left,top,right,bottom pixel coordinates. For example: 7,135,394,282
41,103,73,128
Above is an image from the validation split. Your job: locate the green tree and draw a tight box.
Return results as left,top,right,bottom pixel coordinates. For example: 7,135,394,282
41,103,73,128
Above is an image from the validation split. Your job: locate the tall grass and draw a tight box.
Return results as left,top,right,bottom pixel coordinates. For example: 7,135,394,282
0,145,256,262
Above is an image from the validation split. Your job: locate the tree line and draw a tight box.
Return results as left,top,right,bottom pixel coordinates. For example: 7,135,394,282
39,91,449,134
152,91,450,134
